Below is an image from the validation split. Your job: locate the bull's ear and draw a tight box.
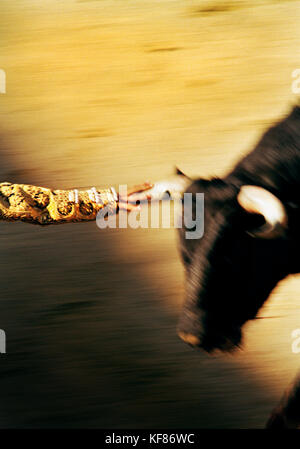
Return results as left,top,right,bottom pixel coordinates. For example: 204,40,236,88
175,166,192,179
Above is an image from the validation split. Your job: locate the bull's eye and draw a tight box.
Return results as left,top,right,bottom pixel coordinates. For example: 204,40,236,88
162,190,171,199
182,253,191,265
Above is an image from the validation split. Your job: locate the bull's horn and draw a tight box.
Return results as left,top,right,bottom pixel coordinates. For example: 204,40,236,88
237,185,288,239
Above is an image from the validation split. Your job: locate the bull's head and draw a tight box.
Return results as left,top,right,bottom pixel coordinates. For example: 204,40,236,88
176,176,289,353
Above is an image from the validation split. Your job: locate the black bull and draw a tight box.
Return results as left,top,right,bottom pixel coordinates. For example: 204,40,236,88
177,105,300,427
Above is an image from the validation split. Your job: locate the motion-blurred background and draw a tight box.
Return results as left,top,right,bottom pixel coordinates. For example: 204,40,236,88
0,0,300,428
